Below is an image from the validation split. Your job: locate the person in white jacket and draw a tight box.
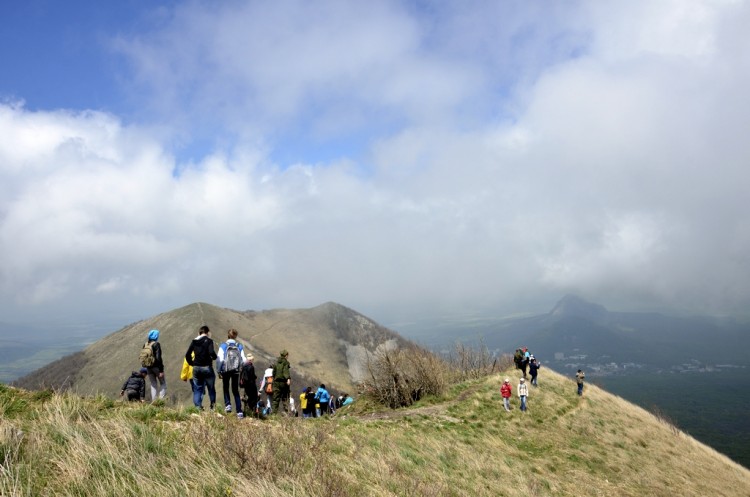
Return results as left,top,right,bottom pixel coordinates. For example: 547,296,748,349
518,377,529,412
258,364,275,414
216,329,247,417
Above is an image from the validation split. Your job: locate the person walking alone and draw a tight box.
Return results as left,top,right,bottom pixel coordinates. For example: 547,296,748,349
576,369,585,396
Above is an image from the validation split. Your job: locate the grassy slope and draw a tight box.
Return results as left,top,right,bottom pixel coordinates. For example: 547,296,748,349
2,368,748,497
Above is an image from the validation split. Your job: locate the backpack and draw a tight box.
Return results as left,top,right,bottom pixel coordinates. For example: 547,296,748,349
223,342,242,373
139,342,155,367
513,349,522,365
264,375,273,394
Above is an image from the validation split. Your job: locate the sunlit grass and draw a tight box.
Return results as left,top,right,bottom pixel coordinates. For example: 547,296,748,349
1,368,749,496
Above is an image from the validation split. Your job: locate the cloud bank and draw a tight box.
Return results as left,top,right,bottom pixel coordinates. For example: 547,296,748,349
1,0,749,331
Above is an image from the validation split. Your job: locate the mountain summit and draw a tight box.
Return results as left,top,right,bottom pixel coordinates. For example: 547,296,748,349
549,294,609,322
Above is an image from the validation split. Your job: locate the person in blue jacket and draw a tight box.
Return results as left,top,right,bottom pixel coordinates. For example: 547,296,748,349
315,384,331,417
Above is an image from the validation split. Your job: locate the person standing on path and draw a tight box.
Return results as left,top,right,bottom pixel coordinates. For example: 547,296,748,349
217,328,247,418
271,350,291,415
185,325,218,410
144,329,167,401
500,378,512,412
518,377,529,412
528,355,540,387
240,354,258,417
576,369,585,396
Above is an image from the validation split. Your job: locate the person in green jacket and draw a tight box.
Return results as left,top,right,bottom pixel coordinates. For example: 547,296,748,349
271,350,291,414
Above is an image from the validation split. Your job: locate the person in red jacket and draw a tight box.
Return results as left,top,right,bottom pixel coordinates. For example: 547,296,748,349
500,378,512,412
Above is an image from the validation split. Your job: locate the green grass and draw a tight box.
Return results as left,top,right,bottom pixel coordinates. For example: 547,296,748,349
1,368,750,496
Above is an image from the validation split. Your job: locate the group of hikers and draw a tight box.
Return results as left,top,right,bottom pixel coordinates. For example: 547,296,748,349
501,346,586,412
120,330,586,417
119,326,354,419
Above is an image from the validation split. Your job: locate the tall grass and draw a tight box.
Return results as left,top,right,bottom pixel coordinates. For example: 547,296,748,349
1,363,749,496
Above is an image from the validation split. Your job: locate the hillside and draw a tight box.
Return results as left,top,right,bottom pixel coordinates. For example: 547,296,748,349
13,302,412,404
1,367,748,496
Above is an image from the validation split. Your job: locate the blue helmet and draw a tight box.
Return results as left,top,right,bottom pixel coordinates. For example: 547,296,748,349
148,329,160,341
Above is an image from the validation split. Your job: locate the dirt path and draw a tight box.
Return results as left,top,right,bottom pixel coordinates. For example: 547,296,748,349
354,382,486,423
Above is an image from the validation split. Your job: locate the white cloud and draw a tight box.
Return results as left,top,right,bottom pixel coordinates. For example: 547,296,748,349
2,0,750,331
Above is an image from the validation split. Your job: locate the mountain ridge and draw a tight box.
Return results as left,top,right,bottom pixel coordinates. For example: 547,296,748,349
13,301,415,403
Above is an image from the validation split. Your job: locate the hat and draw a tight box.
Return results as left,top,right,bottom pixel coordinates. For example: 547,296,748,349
520,377,525,382
504,378,510,383
148,329,160,341
530,355,535,359
280,349,288,357
139,367,148,374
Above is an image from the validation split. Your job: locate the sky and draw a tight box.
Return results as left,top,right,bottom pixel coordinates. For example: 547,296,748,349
1,0,749,336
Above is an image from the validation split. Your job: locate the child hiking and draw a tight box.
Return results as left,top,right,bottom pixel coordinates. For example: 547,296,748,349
500,378,512,412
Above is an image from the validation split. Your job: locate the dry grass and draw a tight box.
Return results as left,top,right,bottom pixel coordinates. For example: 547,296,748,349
1,367,749,497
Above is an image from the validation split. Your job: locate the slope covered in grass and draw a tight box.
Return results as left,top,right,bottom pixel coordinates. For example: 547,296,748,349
1,367,748,496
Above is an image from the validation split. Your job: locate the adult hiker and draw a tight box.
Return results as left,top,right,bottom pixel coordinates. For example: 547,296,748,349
141,329,166,402
120,368,148,402
528,355,541,387
518,377,529,412
271,350,291,415
240,354,258,418
576,369,585,396
301,387,316,418
217,328,247,418
315,383,331,417
185,325,218,410
520,347,530,379
500,378,512,412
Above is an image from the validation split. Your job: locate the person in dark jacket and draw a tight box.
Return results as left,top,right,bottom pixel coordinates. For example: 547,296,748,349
120,368,148,402
240,354,258,417
271,349,291,414
528,355,540,386
145,329,166,401
185,325,218,410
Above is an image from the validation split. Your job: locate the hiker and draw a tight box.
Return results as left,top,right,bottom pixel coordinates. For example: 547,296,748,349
120,368,148,402
500,378,512,412
340,393,354,407
513,349,523,371
258,363,275,414
576,369,585,396
528,355,540,386
520,347,529,379
240,354,258,418
141,329,166,401
302,387,316,418
271,350,291,415
518,377,529,412
315,383,331,417
217,328,247,418
185,325,218,410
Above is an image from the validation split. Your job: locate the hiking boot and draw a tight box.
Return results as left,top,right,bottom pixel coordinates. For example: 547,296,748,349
237,412,244,419
225,405,232,413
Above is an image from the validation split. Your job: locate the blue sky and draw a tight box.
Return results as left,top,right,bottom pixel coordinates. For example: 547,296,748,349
1,0,750,335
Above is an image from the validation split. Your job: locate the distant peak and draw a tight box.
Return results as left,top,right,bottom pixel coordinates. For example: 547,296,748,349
550,295,608,320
